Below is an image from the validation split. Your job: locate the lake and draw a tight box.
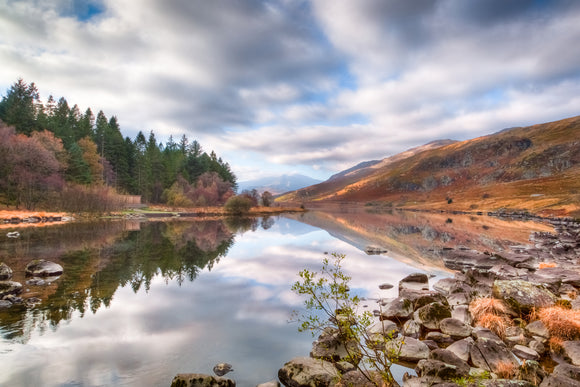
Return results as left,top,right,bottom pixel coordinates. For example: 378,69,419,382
0,208,552,386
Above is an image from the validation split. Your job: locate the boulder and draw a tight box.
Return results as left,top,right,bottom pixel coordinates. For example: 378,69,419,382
470,337,519,374
212,363,233,377
278,357,339,387
492,280,557,313
433,278,472,296
446,292,471,307
0,300,12,309
0,262,12,280
439,318,472,339
518,360,546,386
385,336,430,363
256,381,280,387
170,373,235,387
472,327,503,343
0,280,22,297
424,332,454,347
446,337,474,363
402,319,421,339
366,320,398,339
563,341,580,366
451,305,472,325
399,273,429,291
380,297,414,321
415,359,469,379
429,349,470,376
479,380,534,387
311,327,360,363
553,363,580,381
539,375,580,387
330,370,383,387
25,260,63,277
525,320,550,339
414,302,452,330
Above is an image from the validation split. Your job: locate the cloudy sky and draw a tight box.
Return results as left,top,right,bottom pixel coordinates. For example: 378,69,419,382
1,0,580,181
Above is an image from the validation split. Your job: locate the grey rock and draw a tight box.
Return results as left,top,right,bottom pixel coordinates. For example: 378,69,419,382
519,360,546,386
472,327,503,343
256,381,280,387
415,359,469,379
414,302,451,330
0,262,12,280
379,283,393,290
424,332,454,347
512,344,540,361
479,380,534,387
380,297,414,321
528,340,545,355
0,300,12,309
553,363,580,381
25,260,63,277
402,319,421,339
440,318,472,339
403,375,443,387
470,337,519,373
446,292,471,306
213,363,233,377
563,341,580,366
367,319,398,338
311,327,360,363
525,320,550,339
429,349,471,376
385,336,430,363
170,373,235,387
278,357,339,387
451,305,473,325
492,280,557,313
540,375,580,387
446,337,474,363
0,280,23,297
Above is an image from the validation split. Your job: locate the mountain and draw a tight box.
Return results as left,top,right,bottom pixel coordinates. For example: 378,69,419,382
237,174,322,195
278,116,580,217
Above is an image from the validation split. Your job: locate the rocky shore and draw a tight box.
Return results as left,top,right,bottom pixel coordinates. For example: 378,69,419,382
173,217,580,386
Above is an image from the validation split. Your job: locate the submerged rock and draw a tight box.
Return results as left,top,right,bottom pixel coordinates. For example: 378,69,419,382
0,262,12,280
171,373,234,387
0,280,22,297
212,363,233,377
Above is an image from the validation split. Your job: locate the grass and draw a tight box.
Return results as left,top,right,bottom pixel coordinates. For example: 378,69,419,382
469,297,514,339
494,361,517,379
537,306,580,340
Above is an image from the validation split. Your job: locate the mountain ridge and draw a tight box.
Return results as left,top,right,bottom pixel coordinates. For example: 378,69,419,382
278,115,580,217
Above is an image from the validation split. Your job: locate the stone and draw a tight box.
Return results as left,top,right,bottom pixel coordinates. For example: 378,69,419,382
446,292,471,306
212,363,233,377
439,318,472,339
25,260,63,277
492,280,557,313
429,349,470,376
518,360,546,386
512,344,540,361
479,380,534,387
399,273,429,291
489,264,529,280
380,297,414,321
403,319,421,339
424,332,454,347
331,370,383,387
311,327,360,363
433,278,472,296
472,327,503,343
415,359,469,379
414,302,452,330
256,381,280,387
385,336,430,363
403,375,443,387
528,340,545,355
563,341,580,366
278,357,339,387
451,305,472,325
470,338,519,374
446,337,474,363
525,320,550,339
379,283,394,290
366,320,398,339
170,373,235,387
539,375,580,387
402,290,448,309
553,363,580,381
0,280,23,298
0,262,12,280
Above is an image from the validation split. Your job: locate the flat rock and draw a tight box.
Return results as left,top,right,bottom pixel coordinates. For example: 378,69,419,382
492,280,557,313
553,363,580,381
440,318,472,339
539,374,580,387
278,357,339,387
470,337,519,373
525,320,550,339
512,344,540,361
170,373,235,387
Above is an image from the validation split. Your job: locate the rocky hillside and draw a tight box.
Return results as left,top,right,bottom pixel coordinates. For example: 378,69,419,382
278,116,580,217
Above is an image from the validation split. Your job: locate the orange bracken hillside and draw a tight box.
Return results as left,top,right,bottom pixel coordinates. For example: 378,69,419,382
278,115,580,217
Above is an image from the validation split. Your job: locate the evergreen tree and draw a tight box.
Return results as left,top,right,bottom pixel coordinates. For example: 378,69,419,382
0,79,41,134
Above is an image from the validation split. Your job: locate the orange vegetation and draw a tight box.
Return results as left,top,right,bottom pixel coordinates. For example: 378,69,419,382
538,262,557,269
469,297,514,338
537,306,580,340
495,360,517,379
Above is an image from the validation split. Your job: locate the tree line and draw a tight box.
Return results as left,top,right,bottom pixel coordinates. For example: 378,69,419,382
0,79,237,210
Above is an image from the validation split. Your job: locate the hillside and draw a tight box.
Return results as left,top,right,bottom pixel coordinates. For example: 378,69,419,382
278,116,580,217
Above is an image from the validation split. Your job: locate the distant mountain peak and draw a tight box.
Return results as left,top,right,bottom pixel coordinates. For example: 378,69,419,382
238,173,322,195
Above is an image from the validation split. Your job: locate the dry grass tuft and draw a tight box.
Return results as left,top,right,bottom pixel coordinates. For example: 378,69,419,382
494,360,517,379
548,337,565,354
469,297,511,321
476,313,513,339
538,306,580,340
539,262,557,269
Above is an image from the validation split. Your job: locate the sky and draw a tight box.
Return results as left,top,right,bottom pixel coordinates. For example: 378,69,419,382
1,0,580,182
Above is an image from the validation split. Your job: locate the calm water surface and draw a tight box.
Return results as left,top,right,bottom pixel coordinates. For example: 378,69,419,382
0,210,551,386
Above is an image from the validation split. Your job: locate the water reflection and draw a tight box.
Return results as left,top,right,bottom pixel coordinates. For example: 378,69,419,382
0,211,552,386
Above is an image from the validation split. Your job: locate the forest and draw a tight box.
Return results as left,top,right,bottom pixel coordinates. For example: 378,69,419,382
0,79,237,211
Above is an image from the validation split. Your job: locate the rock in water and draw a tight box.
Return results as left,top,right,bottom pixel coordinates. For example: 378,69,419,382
25,260,63,277
171,373,234,387
0,262,13,280
213,363,233,377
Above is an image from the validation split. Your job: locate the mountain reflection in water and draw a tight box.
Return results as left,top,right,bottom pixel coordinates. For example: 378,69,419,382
0,211,551,386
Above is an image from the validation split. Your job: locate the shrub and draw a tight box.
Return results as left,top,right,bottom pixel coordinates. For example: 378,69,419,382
224,195,253,215
291,253,399,386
